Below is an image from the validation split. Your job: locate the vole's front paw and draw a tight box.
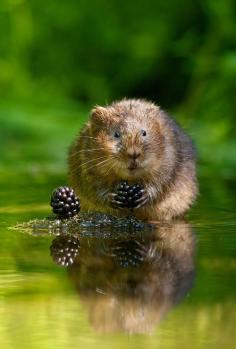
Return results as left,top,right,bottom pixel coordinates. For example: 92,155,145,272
133,189,149,209
108,193,126,209
108,182,149,210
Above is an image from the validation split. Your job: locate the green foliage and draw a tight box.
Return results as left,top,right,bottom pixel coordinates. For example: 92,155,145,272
0,0,236,175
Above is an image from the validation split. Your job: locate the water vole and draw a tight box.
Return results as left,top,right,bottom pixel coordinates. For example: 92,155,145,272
68,99,198,220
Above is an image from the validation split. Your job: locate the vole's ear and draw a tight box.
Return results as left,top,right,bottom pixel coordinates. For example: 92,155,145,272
91,106,108,123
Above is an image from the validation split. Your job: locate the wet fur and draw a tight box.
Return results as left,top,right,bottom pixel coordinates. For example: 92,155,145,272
68,99,198,221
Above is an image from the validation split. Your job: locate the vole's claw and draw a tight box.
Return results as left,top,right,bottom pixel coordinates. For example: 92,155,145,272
135,198,149,209
134,190,149,209
111,200,124,209
108,193,125,209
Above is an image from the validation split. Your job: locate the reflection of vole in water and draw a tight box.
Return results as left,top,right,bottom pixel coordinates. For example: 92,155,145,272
68,99,198,220
62,221,195,334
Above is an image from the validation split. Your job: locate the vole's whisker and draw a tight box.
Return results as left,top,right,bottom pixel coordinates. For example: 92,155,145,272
69,156,109,175
85,157,113,173
98,158,115,172
70,148,106,156
78,156,108,169
105,162,116,176
78,136,97,140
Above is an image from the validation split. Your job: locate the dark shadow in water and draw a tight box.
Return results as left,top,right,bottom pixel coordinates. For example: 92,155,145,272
50,220,196,334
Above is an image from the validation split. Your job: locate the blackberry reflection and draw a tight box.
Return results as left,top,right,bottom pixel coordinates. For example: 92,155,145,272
50,221,195,334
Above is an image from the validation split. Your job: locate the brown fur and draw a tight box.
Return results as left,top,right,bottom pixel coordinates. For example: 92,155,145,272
68,99,198,221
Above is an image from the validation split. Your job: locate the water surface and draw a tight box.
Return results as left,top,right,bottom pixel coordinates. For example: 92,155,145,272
0,174,235,349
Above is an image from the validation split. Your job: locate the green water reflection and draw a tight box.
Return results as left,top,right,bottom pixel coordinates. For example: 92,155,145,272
0,174,236,349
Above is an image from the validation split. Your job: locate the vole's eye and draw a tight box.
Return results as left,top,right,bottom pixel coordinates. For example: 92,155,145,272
113,131,121,139
141,129,147,137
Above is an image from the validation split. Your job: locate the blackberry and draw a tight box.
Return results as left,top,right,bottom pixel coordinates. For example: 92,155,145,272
50,235,80,267
50,186,80,219
111,240,145,268
114,181,143,208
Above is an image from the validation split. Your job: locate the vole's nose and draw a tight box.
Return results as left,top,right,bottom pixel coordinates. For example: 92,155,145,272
127,150,141,159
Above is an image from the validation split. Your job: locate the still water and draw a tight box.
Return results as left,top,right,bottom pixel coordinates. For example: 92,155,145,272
0,174,235,349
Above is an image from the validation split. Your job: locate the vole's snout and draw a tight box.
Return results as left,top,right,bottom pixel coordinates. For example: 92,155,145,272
127,149,141,160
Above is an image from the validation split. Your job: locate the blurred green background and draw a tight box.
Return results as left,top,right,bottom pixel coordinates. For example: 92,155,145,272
0,0,236,179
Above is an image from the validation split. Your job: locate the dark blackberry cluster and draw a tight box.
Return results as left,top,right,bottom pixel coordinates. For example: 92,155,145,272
50,186,80,219
111,240,145,268
114,181,143,208
50,235,80,267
